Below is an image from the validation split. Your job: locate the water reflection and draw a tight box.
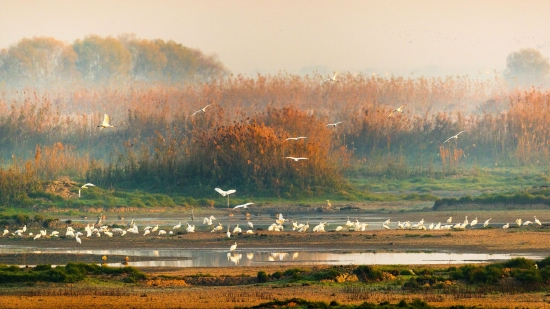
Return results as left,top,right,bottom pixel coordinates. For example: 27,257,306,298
0,245,544,268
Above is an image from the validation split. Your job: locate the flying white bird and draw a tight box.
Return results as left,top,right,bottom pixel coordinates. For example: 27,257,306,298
215,187,236,207
285,137,307,141
388,104,407,117
97,114,116,129
322,72,339,83
285,157,308,162
233,202,253,209
79,183,96,197
326,121,344,127
215,188,236,197
191,104,212,116
443,131,466,143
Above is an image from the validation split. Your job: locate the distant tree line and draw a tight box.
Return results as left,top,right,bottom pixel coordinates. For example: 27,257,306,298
0,35,229,88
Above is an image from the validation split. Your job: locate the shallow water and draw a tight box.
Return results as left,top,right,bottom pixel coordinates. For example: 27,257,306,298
0,245,543,268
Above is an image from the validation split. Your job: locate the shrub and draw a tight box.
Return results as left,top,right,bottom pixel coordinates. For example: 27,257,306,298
354,265,383,282
257,271,268,283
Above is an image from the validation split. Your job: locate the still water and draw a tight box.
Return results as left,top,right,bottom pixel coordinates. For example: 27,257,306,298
0,245,544,267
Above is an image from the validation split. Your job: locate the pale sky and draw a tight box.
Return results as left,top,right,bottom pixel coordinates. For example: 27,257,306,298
2,0,550,77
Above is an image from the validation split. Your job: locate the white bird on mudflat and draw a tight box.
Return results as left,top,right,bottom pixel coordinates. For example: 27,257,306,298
229,242,237,252
33,234,41,240
285,137,307,141
173,222,181,230
483,218,492,227
523,221,532,226
388,104,407,117
151,225,159,232
97,114,116,129
326,121,344,127
383,219,391,226
247,221,253,228
443,131,466,143
322,72,339,83
191,104,212,116
502,223,509,229
285,156,308,162
470,217,478,228
2,229,8,236
143,229,150,236
75,236,81,245
233,224,242,234
233,203,253,209
158,230,166,235
246,230,254,234
226,226,231,238
516,218,522,227
535,216,542,226
434,222,441,230
382,224,390,230
447,217,452,223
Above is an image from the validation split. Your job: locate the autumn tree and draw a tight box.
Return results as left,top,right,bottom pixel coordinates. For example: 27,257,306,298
0,37,77,87
504,48,550,88
120,35,167,82
154,39,228,83
73,35,132,83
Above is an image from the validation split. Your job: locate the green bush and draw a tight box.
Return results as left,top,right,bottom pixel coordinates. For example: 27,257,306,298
354,265,383,282
503,257,536,269
257,271,268,283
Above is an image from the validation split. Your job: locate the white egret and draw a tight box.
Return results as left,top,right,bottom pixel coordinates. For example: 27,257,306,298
470,217,478,228
382,224,390,230
79,183,96,198
383,219,391,226
246,230,254,234
215,187,236,207
97,114,116,129
191,104,212,116
483,218,492,227
75,236,81,244
229,242,237,252
503,223,509,229
516,218,522,227
322,72,339,83
158,230,166,235
226,226,231,238
285,137,307,141
535,216,542,226
388,104,407,117
447,217,452,223
151,225,159,232
326,121,344,127
233,224,242,234
247,221,253,228
173,222,181,230
443,131,466,143
2,229,8,236
523,221,532,226
33,234,41,240
285,156,308,162
233,202,253,209
144,229,150,236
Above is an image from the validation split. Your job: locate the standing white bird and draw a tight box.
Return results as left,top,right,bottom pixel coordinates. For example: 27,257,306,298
388,104,407,117
247,221,254,228
502,223,510,229
470,217,478,228
173,222,181,230
75,235,82,245
326,121,344,127
285,156,308,162
79,183,96,198
191,104,212,116
516,218,522,227
483,218,492,228
229,242,237,252
215,187,236,208
322,72,339,83
285,137,307,141
97,114,116,129
535,216,542,226
233,202,253,209
226,226,231,238
443,131,466,143
447,217,452,224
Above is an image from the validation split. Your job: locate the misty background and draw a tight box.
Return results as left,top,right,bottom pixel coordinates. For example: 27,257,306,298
1,0,550,78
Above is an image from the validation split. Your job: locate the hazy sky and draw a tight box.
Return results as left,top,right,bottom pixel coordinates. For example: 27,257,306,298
2,0,550,77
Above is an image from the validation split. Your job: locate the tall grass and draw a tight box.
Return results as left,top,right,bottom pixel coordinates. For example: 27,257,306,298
1,73,550,200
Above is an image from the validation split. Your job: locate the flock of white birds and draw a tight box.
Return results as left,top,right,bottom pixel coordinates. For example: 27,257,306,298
2,212,544,256
10,102,516,256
